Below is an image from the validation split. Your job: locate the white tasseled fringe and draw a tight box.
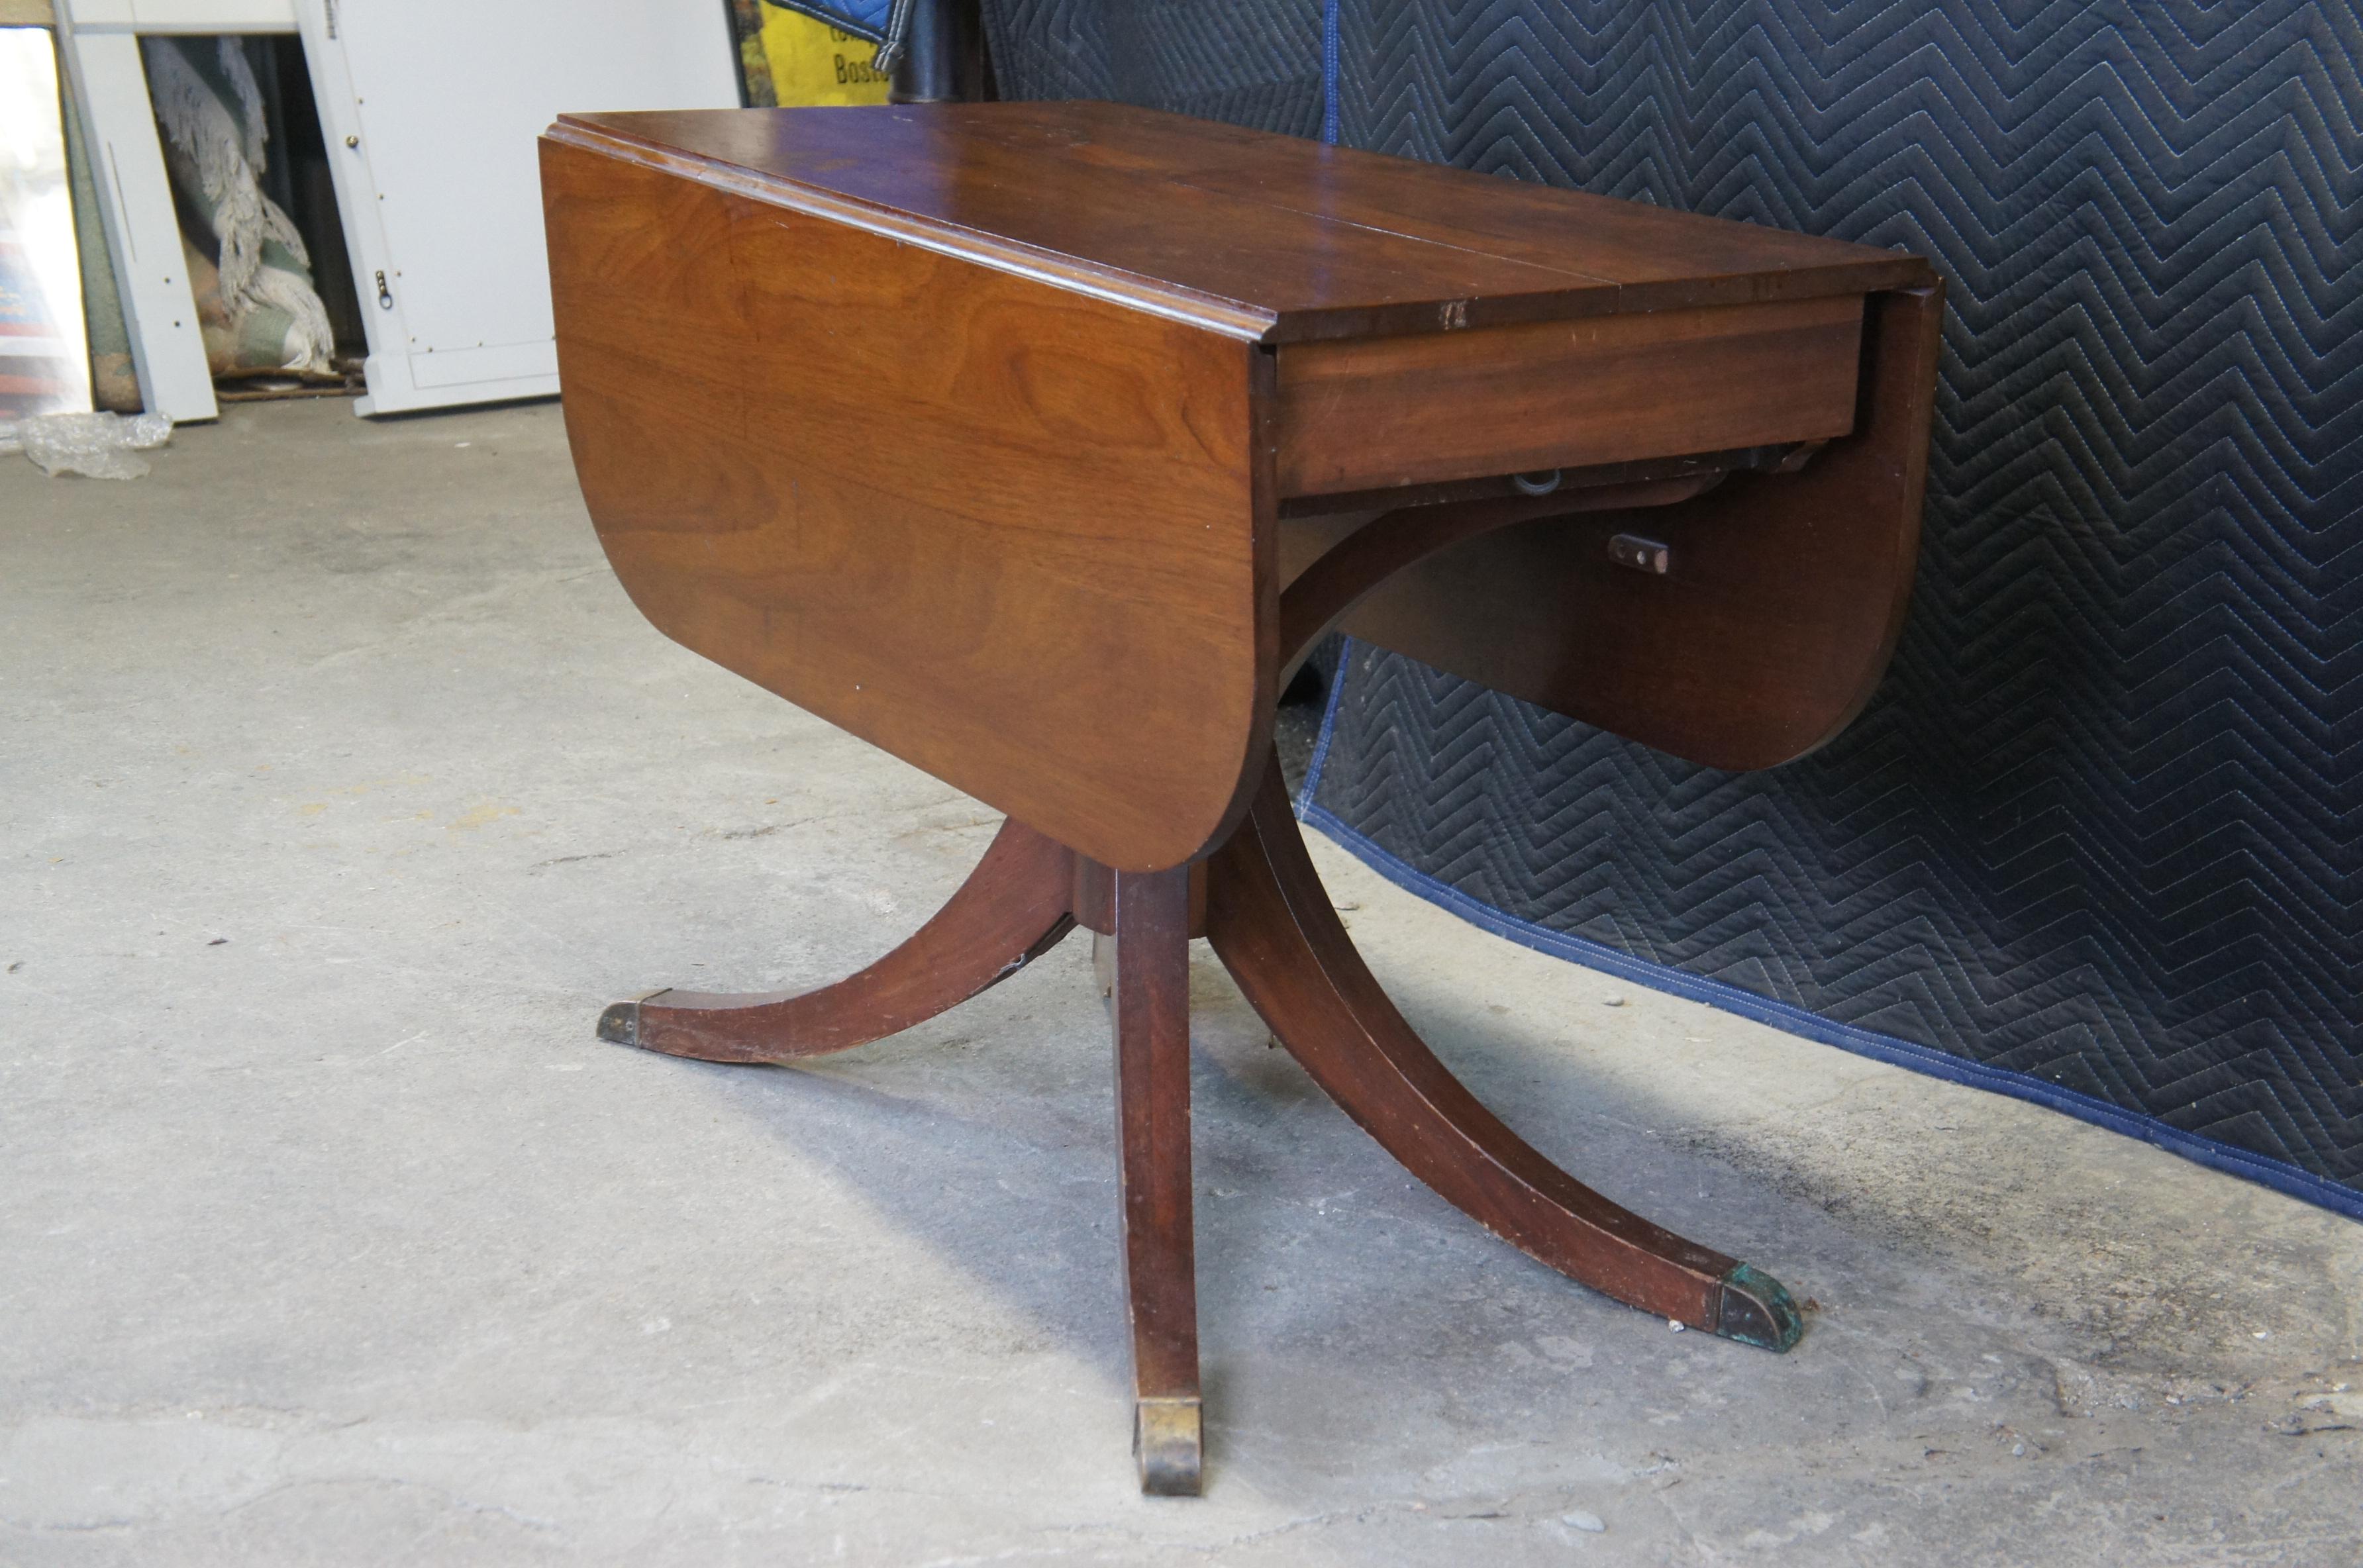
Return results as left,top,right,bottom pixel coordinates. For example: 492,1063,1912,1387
144,38,336,375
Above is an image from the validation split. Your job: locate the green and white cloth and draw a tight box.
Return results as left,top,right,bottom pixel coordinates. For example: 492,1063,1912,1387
142,36,334,379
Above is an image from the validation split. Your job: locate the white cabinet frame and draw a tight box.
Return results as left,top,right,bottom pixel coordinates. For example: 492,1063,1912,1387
293,0,740,416
53,0,300,422
57,0,738,421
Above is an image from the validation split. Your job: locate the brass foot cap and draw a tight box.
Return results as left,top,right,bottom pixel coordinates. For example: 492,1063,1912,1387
595,991,670,1048
1712,1262,1804,1351
1134,1396,1203,1496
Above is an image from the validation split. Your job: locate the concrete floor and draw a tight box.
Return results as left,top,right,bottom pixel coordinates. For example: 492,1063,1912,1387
3,398,2359,1566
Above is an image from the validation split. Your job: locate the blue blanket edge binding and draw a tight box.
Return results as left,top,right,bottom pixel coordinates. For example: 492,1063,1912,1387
1295,642,2363,1225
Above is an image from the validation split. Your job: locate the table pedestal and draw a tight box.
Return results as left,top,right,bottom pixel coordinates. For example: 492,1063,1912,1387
594,494,1803,1496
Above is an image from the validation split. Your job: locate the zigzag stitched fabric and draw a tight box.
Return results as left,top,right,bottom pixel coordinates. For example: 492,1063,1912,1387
982,0,1327,132
979,0,2363,1207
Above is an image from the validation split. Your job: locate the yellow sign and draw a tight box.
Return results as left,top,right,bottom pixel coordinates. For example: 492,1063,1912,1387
761,10,891,107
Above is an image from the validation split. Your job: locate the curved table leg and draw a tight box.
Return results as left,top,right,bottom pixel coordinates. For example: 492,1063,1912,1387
1204,758,1801,1350
1108,865,1203,1494
597,818,1078,1064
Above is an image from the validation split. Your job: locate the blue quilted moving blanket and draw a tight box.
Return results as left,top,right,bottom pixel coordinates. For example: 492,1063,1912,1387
978,0,2362,1216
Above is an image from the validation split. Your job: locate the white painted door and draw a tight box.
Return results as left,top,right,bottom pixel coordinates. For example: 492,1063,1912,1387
295,0,738,415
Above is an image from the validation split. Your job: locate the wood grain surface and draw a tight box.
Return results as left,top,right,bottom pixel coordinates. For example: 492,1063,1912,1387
597,818,1077,1063
542,134,1276,871
546,103,1939,820
1207,756,1750,1331
1275,297,1862,496
554,103,1932,344
1108,865,1203,1494
1326,285,1946,769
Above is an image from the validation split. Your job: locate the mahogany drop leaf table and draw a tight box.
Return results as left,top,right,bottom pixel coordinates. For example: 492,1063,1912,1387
540,101,1940,1496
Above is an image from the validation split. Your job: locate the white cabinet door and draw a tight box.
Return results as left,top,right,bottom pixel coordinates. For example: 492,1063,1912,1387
295,0,739,415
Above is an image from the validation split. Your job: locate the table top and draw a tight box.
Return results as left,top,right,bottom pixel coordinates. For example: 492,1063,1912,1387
543,102,1938,870
553,101,1930,344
